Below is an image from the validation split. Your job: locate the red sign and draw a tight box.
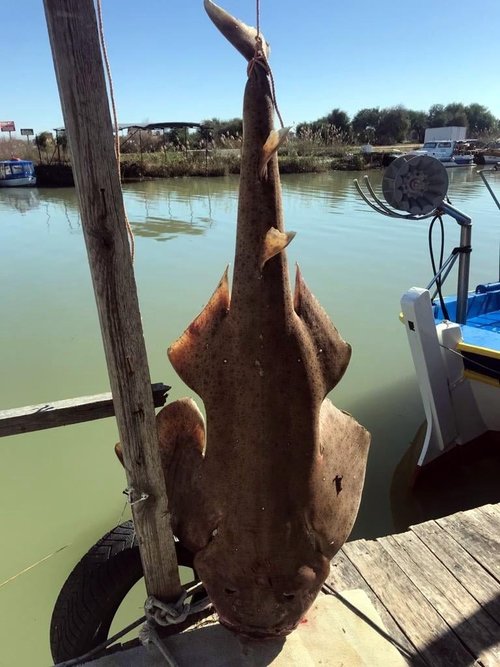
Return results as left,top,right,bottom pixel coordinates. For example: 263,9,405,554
0,121,15,132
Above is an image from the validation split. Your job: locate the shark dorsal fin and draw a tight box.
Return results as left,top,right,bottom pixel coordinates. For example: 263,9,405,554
260,227,295,269
259,128,291,180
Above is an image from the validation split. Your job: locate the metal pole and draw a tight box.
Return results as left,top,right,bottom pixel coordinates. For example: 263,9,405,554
139,130,143,174
479,169,500,281
479,169,500,211
440,201,472,325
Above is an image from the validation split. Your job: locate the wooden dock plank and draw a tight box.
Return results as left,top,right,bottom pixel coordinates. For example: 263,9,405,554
437,511,500,583
477,503,500,524
343,539,477,667
379,531,500,667
411,520,500,626
328,550,417,663
446,505,500,545
474,504,500,533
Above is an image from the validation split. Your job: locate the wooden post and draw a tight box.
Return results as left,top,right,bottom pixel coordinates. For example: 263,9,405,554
43,0,182,601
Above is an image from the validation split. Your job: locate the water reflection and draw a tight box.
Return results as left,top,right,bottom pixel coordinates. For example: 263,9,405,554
123,176,238,210
132,216,211,241
33,186,79,210
281,171,354,210
447,166,487,200
0,187,41,214
8,166,486,237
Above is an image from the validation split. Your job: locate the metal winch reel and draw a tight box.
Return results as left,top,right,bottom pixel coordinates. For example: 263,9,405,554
355,153,473,325
355,154,449,219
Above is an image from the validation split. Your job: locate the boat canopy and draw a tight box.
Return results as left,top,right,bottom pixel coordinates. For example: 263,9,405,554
0,160,35,176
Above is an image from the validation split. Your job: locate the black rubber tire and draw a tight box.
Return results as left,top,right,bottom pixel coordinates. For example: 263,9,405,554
50,521,196,664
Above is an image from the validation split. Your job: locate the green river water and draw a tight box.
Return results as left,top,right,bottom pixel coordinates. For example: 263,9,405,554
1,168,498,665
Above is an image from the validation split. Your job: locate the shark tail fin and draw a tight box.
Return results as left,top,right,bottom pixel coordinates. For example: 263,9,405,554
168,267,230,394
204,0,269,62
294,265,352,394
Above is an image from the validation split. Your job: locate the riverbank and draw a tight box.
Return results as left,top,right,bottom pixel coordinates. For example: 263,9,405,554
34,145,419,185
120,146,417,177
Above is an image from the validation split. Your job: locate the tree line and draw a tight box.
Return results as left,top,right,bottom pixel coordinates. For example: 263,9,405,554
29,102,499,159
296,103,499,145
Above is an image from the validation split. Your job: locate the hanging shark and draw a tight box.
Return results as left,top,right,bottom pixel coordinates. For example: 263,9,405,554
117,0,370,639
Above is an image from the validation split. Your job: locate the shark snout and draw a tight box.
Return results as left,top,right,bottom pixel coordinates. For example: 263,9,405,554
217,567,319,637
195,550,329,638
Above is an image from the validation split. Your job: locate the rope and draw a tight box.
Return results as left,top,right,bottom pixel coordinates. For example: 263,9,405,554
439,343,500,380
144,581,211,626
145,591,189,627
139,623,179,666
95,0,135,261
123,486,150,507
247,0,285,129
321,583,416,661
55,615,146,667
428,214,450,321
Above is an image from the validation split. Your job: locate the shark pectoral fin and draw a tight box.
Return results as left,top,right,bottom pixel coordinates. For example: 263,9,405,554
259,128,291,180
168,268,230,392
261,228,296,269
114,397,205,470
311,399,370,559
155,398,206,544
114,442,124,465
204,0,270,63
156,398,206,467
294,265,352,393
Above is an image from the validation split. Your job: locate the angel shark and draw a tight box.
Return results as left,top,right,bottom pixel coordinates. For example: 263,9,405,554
117,0,370,639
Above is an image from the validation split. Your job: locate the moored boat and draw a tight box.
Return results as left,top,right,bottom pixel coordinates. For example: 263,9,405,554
400,164,500,468
356,155,500,471
474,139,500,165
0,160,37,187
408,140,474,167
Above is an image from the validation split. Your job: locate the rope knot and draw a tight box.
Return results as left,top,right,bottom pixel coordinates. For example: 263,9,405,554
246,32,285,129
247,35,269,78
144,591,189,627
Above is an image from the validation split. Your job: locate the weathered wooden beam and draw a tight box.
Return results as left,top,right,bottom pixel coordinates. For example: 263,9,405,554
43,0,182,602
0,383,170,438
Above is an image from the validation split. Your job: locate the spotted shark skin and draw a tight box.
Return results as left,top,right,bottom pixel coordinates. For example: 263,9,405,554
117,0,370,639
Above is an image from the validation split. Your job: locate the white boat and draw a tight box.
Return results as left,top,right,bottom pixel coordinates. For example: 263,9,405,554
0,160,37,187
408,140,474,167
356,156,500,470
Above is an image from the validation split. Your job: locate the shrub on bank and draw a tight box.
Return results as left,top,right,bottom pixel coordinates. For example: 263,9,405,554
279,155,330,173
120,151,342,177
120,151,241,178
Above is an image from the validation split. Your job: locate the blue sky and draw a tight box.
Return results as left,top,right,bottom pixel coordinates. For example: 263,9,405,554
3,0,500,136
